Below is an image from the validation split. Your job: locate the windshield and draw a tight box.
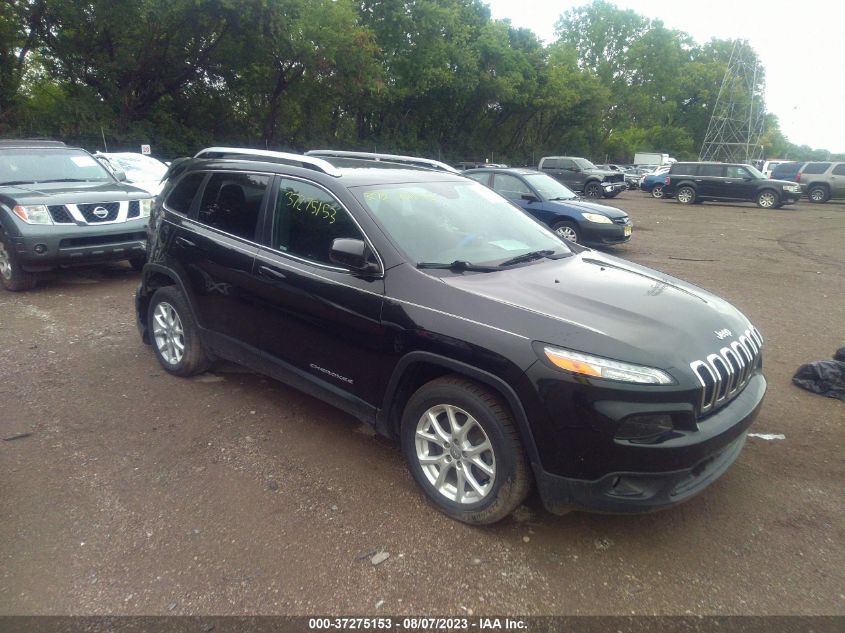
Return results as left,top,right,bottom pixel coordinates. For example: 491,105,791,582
523,173,577,200
355,180,570,266
105,153,167,181
0,148,113,184
574,158,597,170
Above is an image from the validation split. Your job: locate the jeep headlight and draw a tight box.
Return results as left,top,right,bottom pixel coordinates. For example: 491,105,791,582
543,346,675,385
12,205,53,225
139,198,153,217
581,212,613,224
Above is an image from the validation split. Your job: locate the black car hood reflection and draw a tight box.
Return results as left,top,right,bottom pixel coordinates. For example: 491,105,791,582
547,198,627,218
436,251,752,371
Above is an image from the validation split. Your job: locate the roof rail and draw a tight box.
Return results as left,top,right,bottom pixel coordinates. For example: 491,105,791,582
194,147,342,177
305,150,460,173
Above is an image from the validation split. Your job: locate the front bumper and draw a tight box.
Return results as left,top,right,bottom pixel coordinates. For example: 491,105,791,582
10,219,148,270
601,181,627,197
527,369,766,514
581,221,632,246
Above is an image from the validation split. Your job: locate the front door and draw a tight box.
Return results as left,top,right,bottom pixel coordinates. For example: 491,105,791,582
250,176,387,407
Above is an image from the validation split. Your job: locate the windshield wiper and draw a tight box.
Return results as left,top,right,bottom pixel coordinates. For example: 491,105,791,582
38,178,89,183
0,180,34,186
498,249,558,267
417,260,503,272
548,196,575,201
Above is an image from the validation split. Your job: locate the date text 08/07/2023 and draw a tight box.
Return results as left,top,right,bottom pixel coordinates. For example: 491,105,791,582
307,617,528,630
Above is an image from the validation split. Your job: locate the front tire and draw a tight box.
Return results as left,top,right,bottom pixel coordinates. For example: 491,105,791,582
807,185,829,203
583,181,602,198
756,190,779,209
0,234,37,292
676,185,696,205
400,376,531,525
551,220,581,244
651,184,665,199
147,286,210,376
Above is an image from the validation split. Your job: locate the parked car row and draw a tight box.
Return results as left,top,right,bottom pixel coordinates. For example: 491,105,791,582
768,161,845,203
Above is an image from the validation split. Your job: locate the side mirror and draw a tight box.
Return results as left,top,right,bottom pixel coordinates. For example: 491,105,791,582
114,170,127,182
329,238,380,274
521,193,539,203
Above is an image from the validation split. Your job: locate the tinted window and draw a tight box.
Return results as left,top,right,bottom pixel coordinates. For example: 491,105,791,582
541,158,560,169
671,163,698,175
771,162,802,179
273,178,363,266
492,174,532,200
701,165,726,177
166,173,206,214
832,163,845,176
803,162,831,174
196,172,270,241
559,158,576,170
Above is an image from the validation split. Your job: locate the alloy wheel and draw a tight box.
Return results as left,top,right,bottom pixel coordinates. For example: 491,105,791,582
758,191,777,208
555,225,578,242
414,404,496,504
152,301,185,365
0,242,11,280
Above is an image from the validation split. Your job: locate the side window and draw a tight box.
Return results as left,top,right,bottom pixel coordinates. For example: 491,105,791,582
802,162,831,174
492,174,532,201
273,178,364,267
465,172,490,186
831,163,845,176
196,172,270,241
541,158,560,169
559,158,575,170
724,165,748,179
165,173,206,214
700,165,725,177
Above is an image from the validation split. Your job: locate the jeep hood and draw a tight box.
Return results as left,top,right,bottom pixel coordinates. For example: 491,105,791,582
437,252,755,372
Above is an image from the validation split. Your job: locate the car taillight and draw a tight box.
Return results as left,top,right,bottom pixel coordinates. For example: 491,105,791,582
664,176,670,185
795,172,801,183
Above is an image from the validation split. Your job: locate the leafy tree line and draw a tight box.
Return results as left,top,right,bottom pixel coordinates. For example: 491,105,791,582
1,0,839,163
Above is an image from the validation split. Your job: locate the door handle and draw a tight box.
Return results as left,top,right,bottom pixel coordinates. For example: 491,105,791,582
175,236,196,248
259,265,286,280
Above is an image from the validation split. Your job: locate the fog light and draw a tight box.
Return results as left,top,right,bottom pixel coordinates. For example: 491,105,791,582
615,414,674,441
34,244,47,254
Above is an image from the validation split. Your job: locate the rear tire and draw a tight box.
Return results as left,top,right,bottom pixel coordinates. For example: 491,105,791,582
400,376,531,525
147,286,210,377
0,233,37,292
650,184,664,199
676,185,696,205
807,185,829,203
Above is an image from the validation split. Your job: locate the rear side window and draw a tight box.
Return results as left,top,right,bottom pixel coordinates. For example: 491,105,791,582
165,173,206,214
464,172,490,185
272,178,363,266
540,158,560,169
701,164,725,177
771,162,802,178
196,172,270,241
802,162,831,174
832,163,845,176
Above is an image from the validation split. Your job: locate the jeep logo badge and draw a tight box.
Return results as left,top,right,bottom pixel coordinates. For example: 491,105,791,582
714,328,732,340
92,206,109,219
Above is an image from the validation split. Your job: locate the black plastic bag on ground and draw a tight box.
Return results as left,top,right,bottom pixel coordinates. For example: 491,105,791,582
792,347,845,401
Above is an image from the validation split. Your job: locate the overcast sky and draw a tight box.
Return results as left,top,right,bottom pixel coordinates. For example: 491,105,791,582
484,0,845,154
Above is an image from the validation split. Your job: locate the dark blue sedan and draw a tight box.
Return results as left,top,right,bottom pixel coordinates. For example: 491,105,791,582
463,167,632,246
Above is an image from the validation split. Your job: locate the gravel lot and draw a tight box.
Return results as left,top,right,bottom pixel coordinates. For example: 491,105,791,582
1,192,843,617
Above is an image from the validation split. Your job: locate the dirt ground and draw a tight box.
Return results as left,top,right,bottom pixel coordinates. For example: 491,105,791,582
1,192,843,617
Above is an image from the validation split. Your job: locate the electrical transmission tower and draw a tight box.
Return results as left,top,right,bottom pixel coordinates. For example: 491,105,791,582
699,40,766,164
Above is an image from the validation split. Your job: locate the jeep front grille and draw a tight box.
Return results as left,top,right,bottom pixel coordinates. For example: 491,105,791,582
690,327,762,414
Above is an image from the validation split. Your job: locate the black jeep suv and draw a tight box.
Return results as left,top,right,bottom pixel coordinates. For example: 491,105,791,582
663,161,802,208
135,148,766,524
0,140,153,290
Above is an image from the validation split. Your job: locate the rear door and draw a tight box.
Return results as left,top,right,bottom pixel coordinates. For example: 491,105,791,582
178,171,270,344
831,163,845,198
696,164,726,198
